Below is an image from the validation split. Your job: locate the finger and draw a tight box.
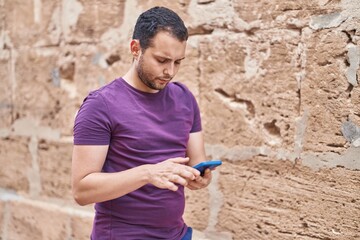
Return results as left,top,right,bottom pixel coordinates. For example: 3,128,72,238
193,174,211,188
170,164,200,180
203,169,212,178
168,157,190,164
166,181,179,191
195,169,211,181
187,182,202,190
185,165,201,178
186,181,197,189
186,184,197,190
177,167,199,180
194,176,204,185
170,174,188,186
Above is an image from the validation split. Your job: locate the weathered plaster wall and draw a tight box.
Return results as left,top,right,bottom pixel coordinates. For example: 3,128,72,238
0,0,359,239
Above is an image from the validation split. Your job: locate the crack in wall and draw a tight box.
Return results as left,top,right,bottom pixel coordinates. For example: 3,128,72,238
291,23,311,160
214,88,255,118
10,46,17,125
293,28,308,115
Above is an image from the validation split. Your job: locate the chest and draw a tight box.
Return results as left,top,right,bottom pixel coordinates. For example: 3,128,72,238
109,94,194,156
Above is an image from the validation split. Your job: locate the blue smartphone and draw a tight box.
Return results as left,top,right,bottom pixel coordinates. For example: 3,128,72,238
193,160,222,176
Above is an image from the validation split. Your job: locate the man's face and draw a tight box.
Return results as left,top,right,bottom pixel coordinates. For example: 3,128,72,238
135,31,186,92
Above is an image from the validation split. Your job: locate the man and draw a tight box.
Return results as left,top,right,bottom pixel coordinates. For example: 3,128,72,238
72,6,212,240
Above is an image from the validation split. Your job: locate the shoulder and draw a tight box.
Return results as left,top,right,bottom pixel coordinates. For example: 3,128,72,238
166,82,199,108
77,79,122,118
170,81,189,91
92,79,120,97
167,81,193,97
84,79,121,104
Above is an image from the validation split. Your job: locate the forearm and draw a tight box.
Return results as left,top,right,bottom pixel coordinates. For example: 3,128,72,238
186,136,206,167
186,132,206,167
187,155,205,167
73,165,149,206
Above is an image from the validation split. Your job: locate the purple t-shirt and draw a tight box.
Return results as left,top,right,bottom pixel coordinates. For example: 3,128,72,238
73,78,201,239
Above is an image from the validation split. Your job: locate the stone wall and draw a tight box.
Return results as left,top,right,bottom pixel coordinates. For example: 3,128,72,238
0,0,359,239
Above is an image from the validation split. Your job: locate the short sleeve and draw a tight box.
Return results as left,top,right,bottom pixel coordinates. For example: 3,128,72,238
73,92,112,145
189,93,202,133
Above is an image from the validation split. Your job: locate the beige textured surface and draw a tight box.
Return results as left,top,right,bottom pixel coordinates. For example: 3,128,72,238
217,157,359,239
0,0,359,239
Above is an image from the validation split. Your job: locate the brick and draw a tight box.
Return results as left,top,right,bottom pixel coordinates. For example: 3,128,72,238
37,140,73,200
7,200,70,240
14,48,76,136
184,187,210,230
199,33,298,150
301,30,350,152
13,48,59,117
0,137,31,193
70,214,93,240
72,44,131,101
65,0,126,43
176,39,201,98
4,0,60,47
134,1,189,22
217,157,360,239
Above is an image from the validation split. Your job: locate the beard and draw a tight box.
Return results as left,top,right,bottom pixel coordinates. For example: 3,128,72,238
136,55,172,91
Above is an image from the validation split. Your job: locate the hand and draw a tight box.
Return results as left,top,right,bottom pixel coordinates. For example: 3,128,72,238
147,157,200,191
187,168,212,190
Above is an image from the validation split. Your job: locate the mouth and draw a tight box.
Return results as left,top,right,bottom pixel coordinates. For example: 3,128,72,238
157,78,171,84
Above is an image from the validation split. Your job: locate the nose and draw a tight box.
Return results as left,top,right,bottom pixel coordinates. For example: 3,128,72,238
163,62,175,77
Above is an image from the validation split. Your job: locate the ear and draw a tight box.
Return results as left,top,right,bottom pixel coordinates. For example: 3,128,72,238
130,40,140,58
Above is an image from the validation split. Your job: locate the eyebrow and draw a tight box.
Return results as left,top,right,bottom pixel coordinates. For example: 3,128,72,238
155,55,186,61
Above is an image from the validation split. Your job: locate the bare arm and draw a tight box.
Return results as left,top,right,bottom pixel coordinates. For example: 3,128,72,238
186,131,206,166
72,145,148,205
186,131,212,190
71,145,200,206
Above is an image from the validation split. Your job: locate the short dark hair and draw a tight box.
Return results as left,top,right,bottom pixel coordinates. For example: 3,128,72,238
132,6,188,51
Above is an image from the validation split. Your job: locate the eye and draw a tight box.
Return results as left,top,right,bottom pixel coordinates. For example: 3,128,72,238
175,60,181,65
157,58,167,63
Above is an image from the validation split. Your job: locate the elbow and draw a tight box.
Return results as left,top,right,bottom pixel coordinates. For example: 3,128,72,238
73,195,87,206
72,187,90,206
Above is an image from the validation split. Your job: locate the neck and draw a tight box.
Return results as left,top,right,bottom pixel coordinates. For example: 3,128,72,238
122,65,159,94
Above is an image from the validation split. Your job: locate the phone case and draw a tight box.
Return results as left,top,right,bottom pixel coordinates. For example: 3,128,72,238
193,160,222,175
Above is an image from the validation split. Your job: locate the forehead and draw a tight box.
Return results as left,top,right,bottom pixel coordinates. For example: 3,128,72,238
146,31,186,59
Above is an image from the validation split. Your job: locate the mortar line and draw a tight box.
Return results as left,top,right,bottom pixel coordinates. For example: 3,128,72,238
28,136,42,198
10,47,17,123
